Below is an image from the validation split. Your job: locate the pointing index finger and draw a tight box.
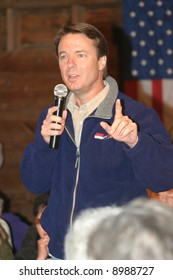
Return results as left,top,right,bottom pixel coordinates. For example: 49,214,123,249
115,99,123,119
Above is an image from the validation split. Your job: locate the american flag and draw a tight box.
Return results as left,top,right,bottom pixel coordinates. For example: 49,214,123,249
122,0,173,140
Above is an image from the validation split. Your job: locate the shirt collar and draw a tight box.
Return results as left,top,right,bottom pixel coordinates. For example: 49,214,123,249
67,81,109,116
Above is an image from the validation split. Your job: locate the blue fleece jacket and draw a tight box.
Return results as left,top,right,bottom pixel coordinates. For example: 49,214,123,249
20,76,173,259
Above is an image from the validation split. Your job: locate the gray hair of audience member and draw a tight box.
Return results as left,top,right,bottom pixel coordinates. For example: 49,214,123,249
64,206,121,260
87,198,173,260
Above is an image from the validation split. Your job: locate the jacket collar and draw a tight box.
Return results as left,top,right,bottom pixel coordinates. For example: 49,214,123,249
94,76,118,119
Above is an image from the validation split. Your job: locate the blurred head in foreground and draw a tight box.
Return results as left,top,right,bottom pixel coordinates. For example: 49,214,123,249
65,198,173,260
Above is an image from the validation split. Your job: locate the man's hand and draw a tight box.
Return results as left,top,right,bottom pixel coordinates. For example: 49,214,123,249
41,106,67,144
100,99,138,148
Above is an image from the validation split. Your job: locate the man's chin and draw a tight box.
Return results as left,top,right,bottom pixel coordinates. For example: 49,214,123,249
67,83,80,92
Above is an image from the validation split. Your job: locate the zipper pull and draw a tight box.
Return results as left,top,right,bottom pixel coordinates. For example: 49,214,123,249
75,148,80,168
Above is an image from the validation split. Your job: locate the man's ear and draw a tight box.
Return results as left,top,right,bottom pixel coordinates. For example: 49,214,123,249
99,56,107,71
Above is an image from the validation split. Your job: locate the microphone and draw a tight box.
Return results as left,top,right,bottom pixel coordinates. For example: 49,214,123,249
49,84,68,149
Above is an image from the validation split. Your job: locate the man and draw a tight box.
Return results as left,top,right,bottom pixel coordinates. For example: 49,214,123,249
20,22,173,259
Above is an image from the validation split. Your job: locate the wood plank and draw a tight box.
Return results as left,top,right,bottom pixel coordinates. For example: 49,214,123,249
0,50,59,72
20,9,69,48
0,71,61,92
0,0,118,9
0,9,6,50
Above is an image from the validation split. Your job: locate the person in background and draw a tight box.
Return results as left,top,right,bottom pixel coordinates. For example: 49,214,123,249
20,22,173,259
35,204,50,260
0,217,13,249
0,190,29,254
0,221,14,260
15,192,50,260
146,187,173,207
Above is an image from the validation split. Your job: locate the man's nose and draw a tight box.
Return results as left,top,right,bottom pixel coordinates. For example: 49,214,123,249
67,56,75,67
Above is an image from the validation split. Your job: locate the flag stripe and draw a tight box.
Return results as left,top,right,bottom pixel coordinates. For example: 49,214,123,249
152,80,163,121
124,80,138,100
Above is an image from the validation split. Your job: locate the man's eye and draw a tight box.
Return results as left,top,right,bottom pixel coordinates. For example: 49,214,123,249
78,53,86,58
59,55,67,61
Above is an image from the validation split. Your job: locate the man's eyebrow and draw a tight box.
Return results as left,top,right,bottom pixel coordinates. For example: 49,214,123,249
76,50,87,53
58,51,66,55
59,50,87,54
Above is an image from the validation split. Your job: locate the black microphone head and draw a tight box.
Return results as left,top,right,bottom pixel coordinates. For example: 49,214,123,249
54,84,68,98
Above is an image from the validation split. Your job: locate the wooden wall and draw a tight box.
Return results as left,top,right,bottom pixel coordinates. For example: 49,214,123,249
0,0,122,221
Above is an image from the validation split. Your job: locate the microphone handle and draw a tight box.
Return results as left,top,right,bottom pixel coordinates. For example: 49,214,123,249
49,96,65,149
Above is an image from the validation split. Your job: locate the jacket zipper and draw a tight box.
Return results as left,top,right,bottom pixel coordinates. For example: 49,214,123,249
70,147,80,227
65,126,80,227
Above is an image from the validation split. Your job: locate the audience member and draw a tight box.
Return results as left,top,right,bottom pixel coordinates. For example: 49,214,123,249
64,198,173,260
87,198,173,260
35,205,50,260
0,217,12,248
64,205,121,259
0,221,14,260
15,192,50,260
0,190,29,253
146,187,173,207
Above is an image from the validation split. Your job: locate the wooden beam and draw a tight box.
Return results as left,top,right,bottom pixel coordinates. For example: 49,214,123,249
6,8,15,51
